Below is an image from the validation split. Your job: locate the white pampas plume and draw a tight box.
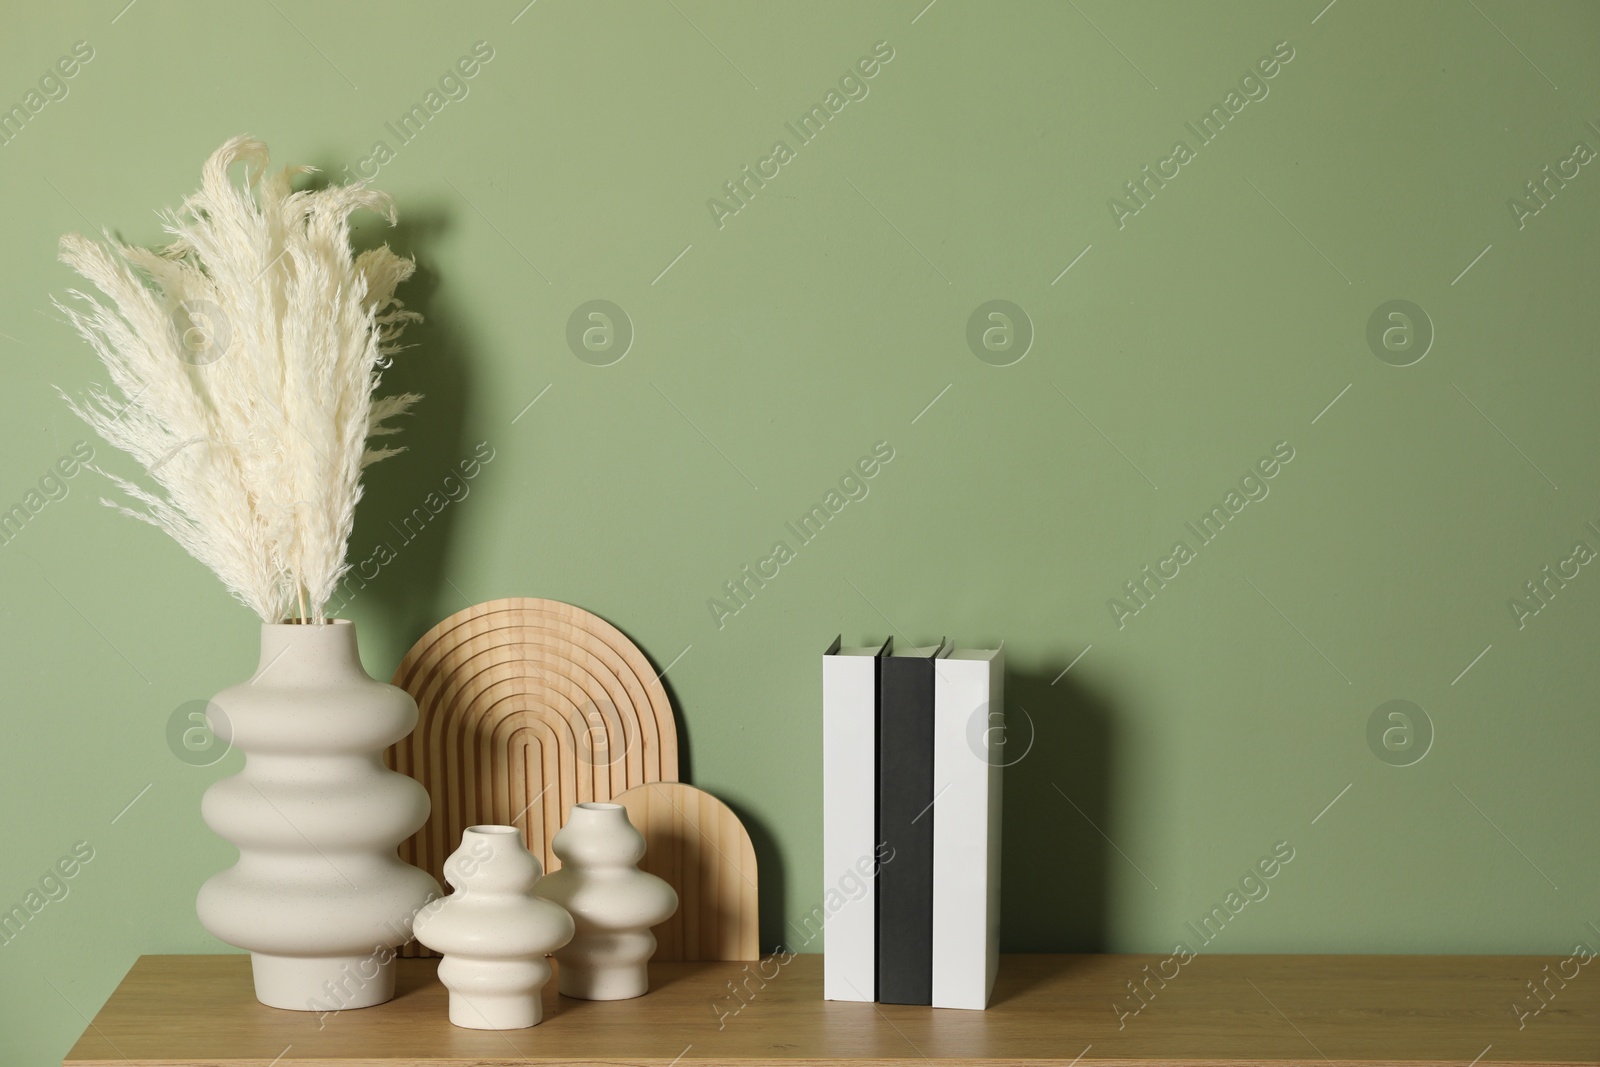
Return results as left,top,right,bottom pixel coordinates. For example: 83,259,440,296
55,136,421,623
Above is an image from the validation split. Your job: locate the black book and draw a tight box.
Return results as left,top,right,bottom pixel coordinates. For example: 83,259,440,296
876,637,948,1005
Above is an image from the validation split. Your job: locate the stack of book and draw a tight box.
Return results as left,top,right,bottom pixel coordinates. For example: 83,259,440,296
821,636,1003,1010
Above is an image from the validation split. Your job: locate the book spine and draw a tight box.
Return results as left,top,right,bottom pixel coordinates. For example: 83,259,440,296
931,651,1003,1009
822,646,877,1001
983,653,1004,1007
877,653,935,1005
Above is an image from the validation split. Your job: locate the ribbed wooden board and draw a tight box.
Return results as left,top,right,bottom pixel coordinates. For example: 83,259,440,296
615,782,761,962
386,597,679,952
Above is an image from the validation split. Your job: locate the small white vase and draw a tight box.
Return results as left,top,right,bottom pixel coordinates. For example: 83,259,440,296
535,802,678,1000
412,825,575,1029
196,620,441,1011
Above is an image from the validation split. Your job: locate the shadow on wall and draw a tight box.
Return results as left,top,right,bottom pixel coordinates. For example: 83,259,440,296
724,798,786,954
1001,664,1116,952
330,196,481,654
610,619,790,953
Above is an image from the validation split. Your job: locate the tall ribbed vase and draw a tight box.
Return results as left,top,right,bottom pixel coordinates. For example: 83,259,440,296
196,620,441,1011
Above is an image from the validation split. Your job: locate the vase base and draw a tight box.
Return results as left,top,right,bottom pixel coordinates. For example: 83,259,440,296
449,991,543,1029
251,952,396,1011
558,962,649,1001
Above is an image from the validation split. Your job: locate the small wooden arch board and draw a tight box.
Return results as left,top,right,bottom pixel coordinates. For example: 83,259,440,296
614,782,761,962
386,597,680,956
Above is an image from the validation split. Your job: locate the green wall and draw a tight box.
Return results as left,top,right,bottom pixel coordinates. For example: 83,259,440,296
3,0,1599,1061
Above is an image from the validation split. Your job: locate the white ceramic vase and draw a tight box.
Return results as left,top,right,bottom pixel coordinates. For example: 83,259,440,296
196,620,441,1011
412,825,575,1029
535,802,678,1000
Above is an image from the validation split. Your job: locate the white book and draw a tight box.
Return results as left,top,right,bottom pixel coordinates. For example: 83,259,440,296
931,647,1004,1009
821,636,886,1001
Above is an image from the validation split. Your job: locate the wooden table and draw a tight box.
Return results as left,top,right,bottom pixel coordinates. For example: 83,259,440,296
64,953,1597,1065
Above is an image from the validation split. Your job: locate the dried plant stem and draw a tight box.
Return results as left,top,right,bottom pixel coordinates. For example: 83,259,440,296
56,137,423,623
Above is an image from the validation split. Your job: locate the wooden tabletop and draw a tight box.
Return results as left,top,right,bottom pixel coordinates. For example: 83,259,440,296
64,953,1597,1066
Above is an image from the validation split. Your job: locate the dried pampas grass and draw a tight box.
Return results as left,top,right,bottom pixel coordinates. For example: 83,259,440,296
56,136,421,623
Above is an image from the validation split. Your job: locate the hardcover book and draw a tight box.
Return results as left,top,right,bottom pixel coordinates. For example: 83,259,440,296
822,635,889,1001
931,647,1004,1009
876,638,948,1005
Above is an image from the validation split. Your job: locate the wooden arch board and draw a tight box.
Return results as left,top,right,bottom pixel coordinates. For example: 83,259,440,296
386,598,680,939
614,782,760,962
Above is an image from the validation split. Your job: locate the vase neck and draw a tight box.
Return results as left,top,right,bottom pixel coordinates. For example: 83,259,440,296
462,827,521,862
556,803,645,868
254,620,368,684
567,804,629,830
449,826,539,892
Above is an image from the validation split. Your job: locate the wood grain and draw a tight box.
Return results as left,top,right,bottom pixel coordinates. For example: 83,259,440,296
385,597,680,955
63,953,1599,1066
615,781,760,961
